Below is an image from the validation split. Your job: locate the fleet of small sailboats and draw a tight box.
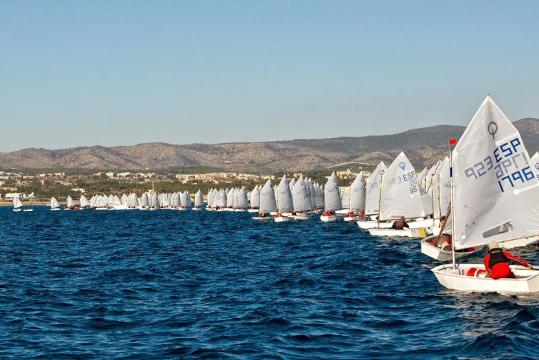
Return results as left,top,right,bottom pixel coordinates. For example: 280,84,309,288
7,95,539,294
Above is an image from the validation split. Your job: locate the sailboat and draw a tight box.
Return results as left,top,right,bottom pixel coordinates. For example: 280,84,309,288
344,172,366,221
248,186,260,213
321,172,342,222
421,157,481,261
65,195,79,210
432,96,539,294
179,191,191,210
12,197,23,212
80,195,91,210
235,188,249,212
50,197,61,211
291,175,312,220
193,190,203,210
253,179,276,220
368,152,429,238
275,176,293,222
357,162,387,229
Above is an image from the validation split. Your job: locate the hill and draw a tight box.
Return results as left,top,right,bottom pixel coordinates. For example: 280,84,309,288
1,119,538,172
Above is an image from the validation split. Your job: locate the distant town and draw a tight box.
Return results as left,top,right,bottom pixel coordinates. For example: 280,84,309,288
0,168,370,204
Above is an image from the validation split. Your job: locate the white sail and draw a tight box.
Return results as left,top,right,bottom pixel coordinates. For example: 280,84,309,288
80,195,90,208
259,179,277,214
150,192,159,208
429,162,441,218
292,176,312,212
180,191,191,208
288,178,296,192
50,197,59,209
13,197,22,209
453,96,539,249
379,152,425,220
250,186,260,209
324,172,342,212
194,190,203,208
236,188,249,209
66,195,75,208
365,162,386,215
530,152,539,180
141,193,150,207
276,175,293,213
437,157,451,217
416,167,428,186
349,172,367,212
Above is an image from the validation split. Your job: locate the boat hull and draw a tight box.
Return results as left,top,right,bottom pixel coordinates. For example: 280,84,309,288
420,236,479,262
368,227,427,238
357,221,392,230
274,216,290,223
320,215,337,222
432,264,539,294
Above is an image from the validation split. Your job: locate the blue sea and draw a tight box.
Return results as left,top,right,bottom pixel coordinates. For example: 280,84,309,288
1,207,539,359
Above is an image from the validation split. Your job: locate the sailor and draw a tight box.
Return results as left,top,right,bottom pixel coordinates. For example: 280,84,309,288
428,216,452,249
483,244,532,279
391,216,409,230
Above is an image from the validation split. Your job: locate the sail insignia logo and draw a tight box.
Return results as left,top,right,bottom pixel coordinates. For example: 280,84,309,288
399,162,406,171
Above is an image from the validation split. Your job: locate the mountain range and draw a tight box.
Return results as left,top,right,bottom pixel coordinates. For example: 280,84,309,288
2,118,538,173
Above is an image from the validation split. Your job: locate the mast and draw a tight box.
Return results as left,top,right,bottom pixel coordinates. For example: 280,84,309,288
430,173,435,226
449,138,457,269
377,171,384,227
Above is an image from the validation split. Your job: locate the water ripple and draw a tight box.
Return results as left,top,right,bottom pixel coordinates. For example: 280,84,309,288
1,207,539,359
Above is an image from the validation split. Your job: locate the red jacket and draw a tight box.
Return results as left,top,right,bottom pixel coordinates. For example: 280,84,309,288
484,250,529,272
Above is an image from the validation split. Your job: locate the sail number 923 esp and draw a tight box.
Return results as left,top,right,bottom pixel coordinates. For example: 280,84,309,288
463,137,535,192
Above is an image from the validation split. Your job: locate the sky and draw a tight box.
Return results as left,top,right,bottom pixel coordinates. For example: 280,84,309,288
1,0,539,151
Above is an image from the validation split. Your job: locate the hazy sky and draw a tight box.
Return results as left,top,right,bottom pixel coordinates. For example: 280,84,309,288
1,1,539,151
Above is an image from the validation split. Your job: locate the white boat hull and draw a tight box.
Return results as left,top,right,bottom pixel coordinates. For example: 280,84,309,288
320,215,337,222
368,227,427,238
252,216,273,221
50,208,61,211
344,216,361,222
420,237,480,262
247,209,259,213
432,264,539,294
357,218,436,230
291,213,310,221
274,216,290,223
192,207,202,211
357,220,392,229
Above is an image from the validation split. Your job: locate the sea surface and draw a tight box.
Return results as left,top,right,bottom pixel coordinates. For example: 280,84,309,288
1,207,539,359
